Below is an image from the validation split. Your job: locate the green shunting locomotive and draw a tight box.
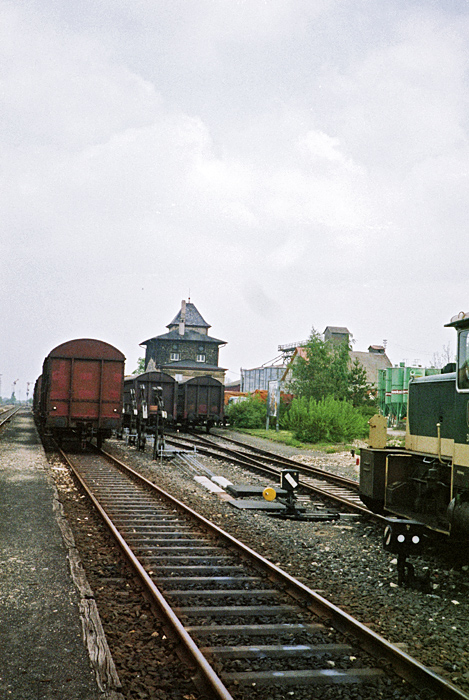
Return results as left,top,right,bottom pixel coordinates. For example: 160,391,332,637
360,311,469,537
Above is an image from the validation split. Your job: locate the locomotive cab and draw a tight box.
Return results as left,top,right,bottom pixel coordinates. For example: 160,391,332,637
360,312,469,537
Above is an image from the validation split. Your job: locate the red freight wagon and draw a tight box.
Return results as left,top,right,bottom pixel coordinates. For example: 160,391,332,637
177,375,224,432
40,338,125,447
33,375,42,418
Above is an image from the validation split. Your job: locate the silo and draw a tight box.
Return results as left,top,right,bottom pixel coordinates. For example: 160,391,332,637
378,369,386,414
390,365,405,421
385,369,392,411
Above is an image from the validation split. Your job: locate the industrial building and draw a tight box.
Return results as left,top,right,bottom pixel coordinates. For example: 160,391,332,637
240,326,392,393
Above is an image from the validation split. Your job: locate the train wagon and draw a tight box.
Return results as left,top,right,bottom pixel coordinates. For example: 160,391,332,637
122,370,177,454
39,338,125,448
33,375,42,419
177,375,224,432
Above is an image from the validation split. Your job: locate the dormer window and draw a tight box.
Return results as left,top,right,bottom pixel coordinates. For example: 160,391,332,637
197,354,206,363
170,352,180,361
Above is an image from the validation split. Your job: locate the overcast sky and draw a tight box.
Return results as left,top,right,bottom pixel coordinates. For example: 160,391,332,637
1,0,469,399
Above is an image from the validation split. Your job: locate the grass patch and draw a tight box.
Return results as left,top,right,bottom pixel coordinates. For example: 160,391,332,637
231,428,358,453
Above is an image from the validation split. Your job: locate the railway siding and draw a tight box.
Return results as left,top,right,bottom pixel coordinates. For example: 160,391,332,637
57,443,468,700
101,433,469,698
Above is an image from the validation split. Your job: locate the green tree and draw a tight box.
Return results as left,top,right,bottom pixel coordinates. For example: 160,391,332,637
132,357,146,375
348,358,377,408
289,328,376,411
225,394,266,428
289,328,350,401
285,395,368,443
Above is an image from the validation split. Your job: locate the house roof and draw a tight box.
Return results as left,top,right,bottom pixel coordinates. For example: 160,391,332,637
350,350,392,384
167,302,210,330
140,328,226,346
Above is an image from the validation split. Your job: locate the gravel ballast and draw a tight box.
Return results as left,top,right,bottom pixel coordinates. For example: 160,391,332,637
48,427,469,698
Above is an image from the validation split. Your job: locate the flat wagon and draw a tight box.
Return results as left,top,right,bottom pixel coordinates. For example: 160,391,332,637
39,338,125,447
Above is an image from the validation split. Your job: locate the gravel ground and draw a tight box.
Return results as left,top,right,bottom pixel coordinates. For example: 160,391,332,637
48,429,469,699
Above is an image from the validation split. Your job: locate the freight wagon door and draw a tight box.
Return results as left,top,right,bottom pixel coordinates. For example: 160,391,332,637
208,385,221,416
185,383,199,418
49,359,72,424
197,385,209,416
71,360,101,419
100,361,123,420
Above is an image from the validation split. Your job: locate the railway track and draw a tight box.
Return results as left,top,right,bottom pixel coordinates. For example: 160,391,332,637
59,445,468,700
0,406,21,429
165,431,373,517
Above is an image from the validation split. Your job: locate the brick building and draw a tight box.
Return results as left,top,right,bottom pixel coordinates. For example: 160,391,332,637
140,300,227,383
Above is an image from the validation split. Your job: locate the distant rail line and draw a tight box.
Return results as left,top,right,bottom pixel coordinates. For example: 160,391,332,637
59,445,467,700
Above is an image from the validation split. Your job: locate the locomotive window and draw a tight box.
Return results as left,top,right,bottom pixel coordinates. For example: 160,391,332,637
458,330,469,390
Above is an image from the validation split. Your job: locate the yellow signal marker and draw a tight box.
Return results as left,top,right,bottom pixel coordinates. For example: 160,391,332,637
263,487,277,502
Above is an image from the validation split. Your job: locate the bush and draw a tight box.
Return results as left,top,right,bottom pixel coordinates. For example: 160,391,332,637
285,395,368,443
225,394,266,429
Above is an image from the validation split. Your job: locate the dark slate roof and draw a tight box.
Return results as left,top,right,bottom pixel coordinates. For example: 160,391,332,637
140,328,226,346
160,359,227,372
167,302,210,330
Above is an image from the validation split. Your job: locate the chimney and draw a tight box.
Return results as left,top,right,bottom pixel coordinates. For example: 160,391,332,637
179,300,186,336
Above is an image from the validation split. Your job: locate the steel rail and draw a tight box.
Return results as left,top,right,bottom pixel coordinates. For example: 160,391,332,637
0,406,21,429
189,430,360,489
165,433,374,517
59,447,235,700
65,445,468,700
211,431,360,486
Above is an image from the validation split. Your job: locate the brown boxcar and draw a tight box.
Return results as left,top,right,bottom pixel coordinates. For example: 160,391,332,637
33,375,42,419
177,375,224,432
40,338,125,447
122,370,177,453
